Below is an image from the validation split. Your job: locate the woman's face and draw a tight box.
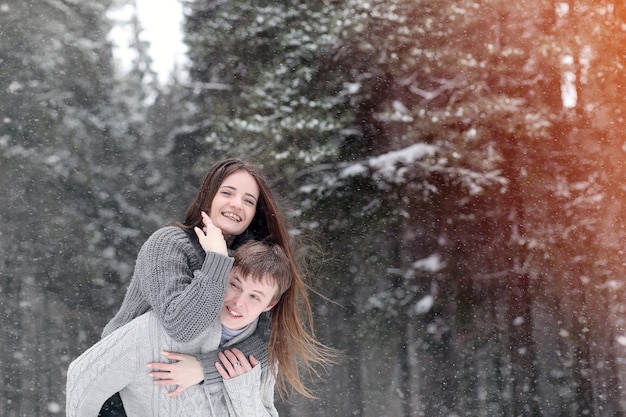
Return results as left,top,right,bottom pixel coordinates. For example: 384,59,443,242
209,170,260,242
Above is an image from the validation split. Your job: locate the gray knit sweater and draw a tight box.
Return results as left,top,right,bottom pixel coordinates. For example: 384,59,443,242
67,311,278,417
102,226,269,382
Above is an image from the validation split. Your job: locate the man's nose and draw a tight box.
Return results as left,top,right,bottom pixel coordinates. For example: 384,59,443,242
232,294,244,307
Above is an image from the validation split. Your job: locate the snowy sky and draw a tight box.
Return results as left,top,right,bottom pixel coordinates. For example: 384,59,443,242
108,0,187,84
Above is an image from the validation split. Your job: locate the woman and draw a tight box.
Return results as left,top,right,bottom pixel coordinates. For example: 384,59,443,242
98,159,301,415
68,241,326,416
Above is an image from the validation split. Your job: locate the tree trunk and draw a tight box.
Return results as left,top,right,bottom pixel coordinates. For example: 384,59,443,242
507,272,540,417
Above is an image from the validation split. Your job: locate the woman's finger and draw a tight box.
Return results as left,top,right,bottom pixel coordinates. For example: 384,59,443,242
217,351,235,369
201,211,214,227
215,362,231,380
225,348,246,363
222,349,239,364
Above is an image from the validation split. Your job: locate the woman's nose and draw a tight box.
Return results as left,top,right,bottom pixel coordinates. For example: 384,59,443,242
229,198,242,209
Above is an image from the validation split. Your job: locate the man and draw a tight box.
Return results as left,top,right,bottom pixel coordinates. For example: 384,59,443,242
66,241,287,417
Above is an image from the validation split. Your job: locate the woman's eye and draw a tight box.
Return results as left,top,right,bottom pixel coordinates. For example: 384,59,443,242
245,199,256,206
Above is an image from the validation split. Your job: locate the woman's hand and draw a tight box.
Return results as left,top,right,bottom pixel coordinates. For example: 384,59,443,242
215,348,259,380
194,211,227,255
147,352,204,397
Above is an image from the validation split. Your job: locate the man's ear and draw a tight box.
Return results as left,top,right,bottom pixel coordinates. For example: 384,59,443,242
263,301,278,312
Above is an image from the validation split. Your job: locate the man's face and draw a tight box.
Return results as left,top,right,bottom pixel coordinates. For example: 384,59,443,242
219,269,278,330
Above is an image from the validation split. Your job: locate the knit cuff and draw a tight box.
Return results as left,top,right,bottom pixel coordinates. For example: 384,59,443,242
199,251,234,285
223,364,262,392
199,312,271,384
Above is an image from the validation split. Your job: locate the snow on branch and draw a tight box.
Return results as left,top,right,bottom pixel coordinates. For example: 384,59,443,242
300,142,507,199
339,142,437,183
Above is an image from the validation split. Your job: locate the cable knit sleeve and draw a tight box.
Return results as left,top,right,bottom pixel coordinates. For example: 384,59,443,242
136,227,234,343
222,365,279,417
66,324,138,417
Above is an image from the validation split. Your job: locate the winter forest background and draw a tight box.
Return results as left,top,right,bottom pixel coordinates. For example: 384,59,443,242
2,0,626,416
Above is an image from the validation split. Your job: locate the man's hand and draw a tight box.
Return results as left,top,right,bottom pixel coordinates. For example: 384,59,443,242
147,351,204,397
